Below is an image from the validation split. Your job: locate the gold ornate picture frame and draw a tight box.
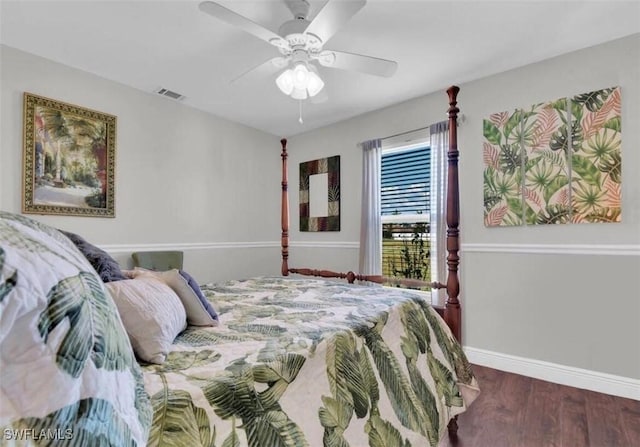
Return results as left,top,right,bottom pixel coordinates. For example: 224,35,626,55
23,93,116,217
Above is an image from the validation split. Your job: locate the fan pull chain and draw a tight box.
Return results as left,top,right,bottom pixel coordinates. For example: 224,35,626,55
298,99,304,124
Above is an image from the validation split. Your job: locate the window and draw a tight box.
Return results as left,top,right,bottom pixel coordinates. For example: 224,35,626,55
381,142,432,287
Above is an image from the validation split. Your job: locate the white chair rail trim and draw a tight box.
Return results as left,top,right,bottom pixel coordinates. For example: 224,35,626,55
101,241,280,254
101,240,360,254
462,243,640,256
102,242,639,256
290,241,359,249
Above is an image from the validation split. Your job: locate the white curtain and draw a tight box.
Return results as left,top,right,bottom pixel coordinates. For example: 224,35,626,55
429,121,448,306
359,139,382,275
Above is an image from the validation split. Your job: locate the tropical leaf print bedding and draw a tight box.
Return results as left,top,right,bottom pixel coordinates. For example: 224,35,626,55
0,211,152,446
141,277,480,447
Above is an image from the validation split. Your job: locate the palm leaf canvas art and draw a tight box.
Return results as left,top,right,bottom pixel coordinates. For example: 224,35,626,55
483,86,621,227
523,99,571,224
572,87,622,223
483,111,524,226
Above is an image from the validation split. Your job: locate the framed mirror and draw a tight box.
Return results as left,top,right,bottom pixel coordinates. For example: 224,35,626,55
299,155,340,231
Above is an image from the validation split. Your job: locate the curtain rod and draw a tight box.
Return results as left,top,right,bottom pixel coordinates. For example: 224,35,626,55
380,124,431,142
363,115,464,146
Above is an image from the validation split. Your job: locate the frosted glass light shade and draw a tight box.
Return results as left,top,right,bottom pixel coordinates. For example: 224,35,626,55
276,69,294,95
291,87,307,100
292,64,309,90
306,71,324,97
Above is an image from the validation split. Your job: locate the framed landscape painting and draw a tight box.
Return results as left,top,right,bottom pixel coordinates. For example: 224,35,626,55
23,93,116,217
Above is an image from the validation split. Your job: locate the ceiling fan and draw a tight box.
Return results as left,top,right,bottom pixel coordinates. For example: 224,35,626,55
198,0,398,101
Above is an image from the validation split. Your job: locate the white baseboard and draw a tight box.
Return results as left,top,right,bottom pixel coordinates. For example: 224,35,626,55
464,347,640,400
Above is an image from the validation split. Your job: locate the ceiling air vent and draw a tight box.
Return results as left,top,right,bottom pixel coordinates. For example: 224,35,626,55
155,87,185,101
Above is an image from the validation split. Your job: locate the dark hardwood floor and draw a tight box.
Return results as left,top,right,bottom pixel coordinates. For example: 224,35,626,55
440,365,640,447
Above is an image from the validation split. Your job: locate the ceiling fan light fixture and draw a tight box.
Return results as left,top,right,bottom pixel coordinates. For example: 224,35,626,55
200,0,398,107
276,62,324,99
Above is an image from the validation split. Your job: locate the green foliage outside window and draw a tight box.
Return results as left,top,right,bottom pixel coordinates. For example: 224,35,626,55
382,222,431,289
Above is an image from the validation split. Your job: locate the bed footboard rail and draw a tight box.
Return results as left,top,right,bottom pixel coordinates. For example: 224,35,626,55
288,266,449,321
288,268,378,284
288,267,446,290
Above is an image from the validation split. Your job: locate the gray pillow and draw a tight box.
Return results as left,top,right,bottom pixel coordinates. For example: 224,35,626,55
180,270,219,324
60,230,126,282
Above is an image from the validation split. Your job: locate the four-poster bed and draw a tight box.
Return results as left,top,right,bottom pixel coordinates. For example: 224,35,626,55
1,86,477,447
280,85,463,342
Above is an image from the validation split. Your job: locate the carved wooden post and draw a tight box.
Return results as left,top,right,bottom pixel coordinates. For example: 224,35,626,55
281,138,290,276
445,86,462,343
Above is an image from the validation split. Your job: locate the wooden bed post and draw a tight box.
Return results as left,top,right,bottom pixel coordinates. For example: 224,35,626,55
281,138,290,276
445,86,462,342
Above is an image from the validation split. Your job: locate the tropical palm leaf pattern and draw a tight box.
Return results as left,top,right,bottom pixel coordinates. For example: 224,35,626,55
148,374,216,447
0,211,151,446
483,87,621,226
141,277,480,447
483,111,524,226
9,398,140,446
522,100,571,224
38,271,134,378
572,87,622,223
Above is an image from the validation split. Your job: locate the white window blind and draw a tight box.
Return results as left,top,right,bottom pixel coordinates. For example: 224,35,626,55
381,145,431,222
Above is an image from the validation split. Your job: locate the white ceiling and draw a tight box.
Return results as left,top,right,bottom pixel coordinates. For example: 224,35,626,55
1,1,639,137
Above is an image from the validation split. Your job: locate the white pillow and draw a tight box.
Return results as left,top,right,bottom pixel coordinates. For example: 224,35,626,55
132,268,219,327
105,276,187,364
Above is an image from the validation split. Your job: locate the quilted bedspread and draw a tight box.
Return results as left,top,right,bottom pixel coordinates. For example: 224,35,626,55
0,212,152,446
141,277,480,447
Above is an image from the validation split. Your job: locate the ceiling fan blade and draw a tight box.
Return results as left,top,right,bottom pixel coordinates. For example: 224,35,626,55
230,57,289,84
304,0,366,44
318,50,397,77
199,1,289,49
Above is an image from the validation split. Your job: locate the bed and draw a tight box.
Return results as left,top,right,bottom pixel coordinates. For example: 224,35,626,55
0,86,478,447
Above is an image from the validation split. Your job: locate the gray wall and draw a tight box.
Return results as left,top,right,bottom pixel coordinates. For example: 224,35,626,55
287,34,640,380
0,45,282,282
